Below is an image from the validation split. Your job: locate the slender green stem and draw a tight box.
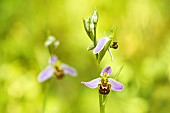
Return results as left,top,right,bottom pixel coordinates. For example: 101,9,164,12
99,93,107,113
42,84,48,113
42,86,47,113
102,95,108,113
94,27,97,47
94,24,98,61
42,78,53,113
99,93,103,113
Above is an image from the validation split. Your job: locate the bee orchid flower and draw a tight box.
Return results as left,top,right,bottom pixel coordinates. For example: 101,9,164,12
81,66,124,95
93,36,118,61
38,55,77,82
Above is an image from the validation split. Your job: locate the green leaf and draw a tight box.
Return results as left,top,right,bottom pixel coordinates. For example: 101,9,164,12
107,26,118,38
97,39,112,64
113,65,124,79
83,19,89,35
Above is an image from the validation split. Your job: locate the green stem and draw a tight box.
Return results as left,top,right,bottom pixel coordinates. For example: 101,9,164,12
99,93,107,113
103,95,108,109
42,87,47,113
94,25,98,61
94,27,97,47
99,93,103,113
42,78,53,113
42,84,48,113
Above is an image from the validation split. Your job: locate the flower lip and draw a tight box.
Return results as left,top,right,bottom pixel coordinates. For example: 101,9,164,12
93,36,110,54
54,67,64,79
110,41,118,49
100,66,112,76
99,83,111,95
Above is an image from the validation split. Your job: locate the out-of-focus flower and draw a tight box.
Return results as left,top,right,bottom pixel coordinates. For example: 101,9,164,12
38,55,77,82
81,66,124,95
44,36,60,48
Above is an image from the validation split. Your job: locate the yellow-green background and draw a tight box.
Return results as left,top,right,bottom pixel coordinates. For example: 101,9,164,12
0,0,170,113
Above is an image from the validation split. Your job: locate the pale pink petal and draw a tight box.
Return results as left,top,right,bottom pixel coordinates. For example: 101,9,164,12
108,78,124,91
38,66,54,82
93,36,110,54
100,66,112,76
49,55,58,65
61,63,77,77
81,78,101,89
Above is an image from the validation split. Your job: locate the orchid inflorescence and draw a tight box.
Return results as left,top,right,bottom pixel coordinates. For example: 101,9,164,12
83,10,119,64
82,9,124,113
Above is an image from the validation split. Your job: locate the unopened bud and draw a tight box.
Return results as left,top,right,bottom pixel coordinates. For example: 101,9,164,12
91,10,98,24
45,36,56,47
85,18,91,32
44,36,60,48
90,23,94,31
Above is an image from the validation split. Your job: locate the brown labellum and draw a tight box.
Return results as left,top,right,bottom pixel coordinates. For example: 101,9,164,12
110,42,118,49
98,84,111,95
54,67,64,79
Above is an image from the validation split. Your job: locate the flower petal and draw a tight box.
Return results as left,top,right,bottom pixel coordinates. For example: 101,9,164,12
61,63,77,77
38,66,54,82
108,78,124,91
100,66,112,76
93,36,110,54
49,55,58,65
108,48,114,61
81,78,101,89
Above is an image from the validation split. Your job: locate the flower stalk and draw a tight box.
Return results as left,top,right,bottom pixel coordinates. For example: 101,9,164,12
94,23,98,61
99,93,107,113
82,9,124,113
42,77,53,113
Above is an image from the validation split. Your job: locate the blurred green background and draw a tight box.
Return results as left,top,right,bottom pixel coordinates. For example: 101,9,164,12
0,0,170,113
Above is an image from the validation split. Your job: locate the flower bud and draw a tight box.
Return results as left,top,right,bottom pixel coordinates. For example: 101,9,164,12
84,18,91,32
54,40,60,48
91,10,98,24
44,36,60,48
90,23,94,31
44,36,56,47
